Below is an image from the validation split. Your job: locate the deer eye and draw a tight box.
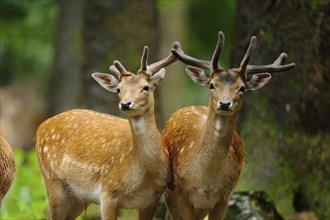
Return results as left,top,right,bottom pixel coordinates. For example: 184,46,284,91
116,88,121,94
209,83,215,90
142,85,150,92
238,86,246,93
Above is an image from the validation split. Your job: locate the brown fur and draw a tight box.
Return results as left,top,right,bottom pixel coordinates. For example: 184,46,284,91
162,105,245,220
0,136,16,206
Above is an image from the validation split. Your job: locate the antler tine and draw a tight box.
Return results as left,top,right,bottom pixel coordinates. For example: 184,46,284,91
171,41,211,70
113,60,131,78
238,36,296,76
240,36,257,74
273,52,287,65
211,31,225,71
109,64,121,78
148,42,178,74
113,60,126,73
148,54,177,74
140,46,149,72
246,54,296,74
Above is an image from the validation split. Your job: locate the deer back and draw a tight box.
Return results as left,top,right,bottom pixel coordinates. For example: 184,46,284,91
36,110,135,192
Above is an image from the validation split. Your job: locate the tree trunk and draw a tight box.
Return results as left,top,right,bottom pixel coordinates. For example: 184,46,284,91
82,0,161,120
158,1,188,128
48,0,82,116
232,0,330,133
232,0,330,218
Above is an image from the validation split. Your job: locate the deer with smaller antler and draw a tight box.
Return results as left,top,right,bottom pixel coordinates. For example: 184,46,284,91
36,45,176,220
162,31,295,220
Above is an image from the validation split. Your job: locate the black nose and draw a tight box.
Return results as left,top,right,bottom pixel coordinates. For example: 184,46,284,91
219,101,231,110
120,101,132,110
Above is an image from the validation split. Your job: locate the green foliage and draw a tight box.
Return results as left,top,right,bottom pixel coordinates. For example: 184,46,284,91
187,0,236,70
176,0,237,107
0,0,56,86
0,149,47,219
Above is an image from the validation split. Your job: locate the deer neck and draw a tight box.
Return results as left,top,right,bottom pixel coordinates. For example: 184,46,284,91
197,108,238,169
128,108,164,169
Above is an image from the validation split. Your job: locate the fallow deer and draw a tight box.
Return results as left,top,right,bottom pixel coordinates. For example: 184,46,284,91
36,46,176,220
162,31,295,220
0,135,16,207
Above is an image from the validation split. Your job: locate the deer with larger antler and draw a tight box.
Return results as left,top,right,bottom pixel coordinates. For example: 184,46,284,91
162,31,295,220
36,45,177,220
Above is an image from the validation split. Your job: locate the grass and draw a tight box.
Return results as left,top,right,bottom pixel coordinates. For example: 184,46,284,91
1,149,47,219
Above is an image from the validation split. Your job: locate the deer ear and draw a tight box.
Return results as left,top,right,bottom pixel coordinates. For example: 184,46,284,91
246,73,272,90
150,68,165,86
92,72,119,93
186,66,211,86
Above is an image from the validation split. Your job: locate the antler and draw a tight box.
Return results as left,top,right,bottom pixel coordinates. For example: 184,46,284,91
140,45,178,75
109,60,132,79
109,44,177,78
139,46,151,76
211,31,225,71
239,36,296,79
171,31,225,74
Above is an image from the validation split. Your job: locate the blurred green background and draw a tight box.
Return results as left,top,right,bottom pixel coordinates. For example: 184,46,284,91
0,0,329,219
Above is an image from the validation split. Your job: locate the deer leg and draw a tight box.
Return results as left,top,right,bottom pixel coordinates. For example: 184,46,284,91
208,197,229,220
44,179,85,220
177,194,196,220
164,190,182,220
66,198,88,220
100,195,118,220
138,200,158,220
196,209,209,220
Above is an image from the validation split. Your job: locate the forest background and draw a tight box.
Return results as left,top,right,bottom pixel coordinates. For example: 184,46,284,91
0,0,329,219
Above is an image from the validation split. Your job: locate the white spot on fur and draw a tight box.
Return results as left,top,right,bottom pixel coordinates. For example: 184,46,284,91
119,154,124,163
188,142,194,149
43,146,48,153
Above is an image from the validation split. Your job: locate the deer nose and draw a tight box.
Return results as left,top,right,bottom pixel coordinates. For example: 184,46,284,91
120,101,132,110
219,100,231,110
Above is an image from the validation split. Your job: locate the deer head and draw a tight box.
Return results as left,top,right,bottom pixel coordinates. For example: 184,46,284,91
92,46,176,117
172,31,296,115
